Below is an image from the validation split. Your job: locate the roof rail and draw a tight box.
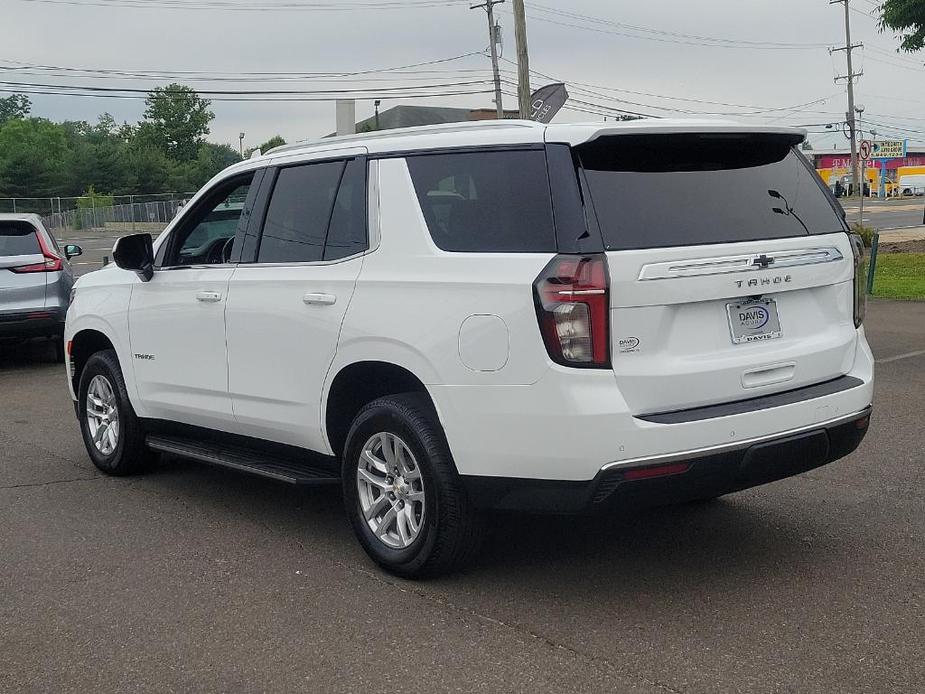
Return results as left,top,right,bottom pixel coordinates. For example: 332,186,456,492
264,119,542,156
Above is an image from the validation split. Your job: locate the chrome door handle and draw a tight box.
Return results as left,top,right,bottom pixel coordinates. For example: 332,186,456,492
196,291,223,303
303,293,337,306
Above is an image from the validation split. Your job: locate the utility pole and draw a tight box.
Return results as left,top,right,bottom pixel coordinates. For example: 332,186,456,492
471,0,505,119
512,0,531,118
857,104,866,226
830,0,863,196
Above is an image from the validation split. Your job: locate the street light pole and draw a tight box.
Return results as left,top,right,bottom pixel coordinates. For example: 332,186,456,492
239,132,246,159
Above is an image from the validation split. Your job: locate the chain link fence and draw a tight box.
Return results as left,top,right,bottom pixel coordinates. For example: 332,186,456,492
0,194,196,235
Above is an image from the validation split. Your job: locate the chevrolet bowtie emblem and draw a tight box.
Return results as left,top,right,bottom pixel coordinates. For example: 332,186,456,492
752,254,775,269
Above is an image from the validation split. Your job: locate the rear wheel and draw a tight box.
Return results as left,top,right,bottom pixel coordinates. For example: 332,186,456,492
342,393,482,578
78,349,155,475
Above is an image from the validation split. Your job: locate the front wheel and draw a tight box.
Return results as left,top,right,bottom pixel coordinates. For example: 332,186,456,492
342,393,482,579
78,349,155,476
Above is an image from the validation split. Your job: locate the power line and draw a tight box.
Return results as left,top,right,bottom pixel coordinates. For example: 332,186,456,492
14,0,468,10
0,50,488,80
0,78,492,95
0,86,493,102
499,59,840,118
502,3,836,50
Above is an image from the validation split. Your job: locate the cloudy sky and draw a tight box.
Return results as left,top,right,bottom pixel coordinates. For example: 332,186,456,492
2,0,922,152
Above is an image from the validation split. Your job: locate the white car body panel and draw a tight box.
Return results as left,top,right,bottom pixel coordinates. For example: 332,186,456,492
128,267,236,429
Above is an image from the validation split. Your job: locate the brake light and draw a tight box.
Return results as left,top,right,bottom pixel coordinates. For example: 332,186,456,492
849,233,866,328
10,231,61,273
533,254,610,368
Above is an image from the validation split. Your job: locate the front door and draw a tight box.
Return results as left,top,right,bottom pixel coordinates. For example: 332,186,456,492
129,172,258,430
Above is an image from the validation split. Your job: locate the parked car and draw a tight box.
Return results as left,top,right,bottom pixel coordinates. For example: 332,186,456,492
1,213,81,360
65,120,873,577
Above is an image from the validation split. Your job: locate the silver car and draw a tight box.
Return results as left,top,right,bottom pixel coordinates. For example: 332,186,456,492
0,214,82,360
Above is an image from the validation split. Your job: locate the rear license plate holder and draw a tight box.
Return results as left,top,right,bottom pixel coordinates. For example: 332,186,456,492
726,298,782,344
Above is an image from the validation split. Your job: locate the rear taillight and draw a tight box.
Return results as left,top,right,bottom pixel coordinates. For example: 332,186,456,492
10,257,60,273
533,254,610,368
10,230,61,273
849,233,866,328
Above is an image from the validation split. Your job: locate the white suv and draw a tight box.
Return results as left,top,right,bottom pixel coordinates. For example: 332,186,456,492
65,120,874,577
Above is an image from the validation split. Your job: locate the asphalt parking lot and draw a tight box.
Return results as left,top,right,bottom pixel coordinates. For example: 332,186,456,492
0,300,923,694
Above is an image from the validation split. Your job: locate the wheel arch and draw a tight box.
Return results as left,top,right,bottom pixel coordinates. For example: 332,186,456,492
69,328,117,396
324,360,441,460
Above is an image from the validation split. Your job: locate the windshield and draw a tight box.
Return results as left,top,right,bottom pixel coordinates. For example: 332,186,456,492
578,134,846,251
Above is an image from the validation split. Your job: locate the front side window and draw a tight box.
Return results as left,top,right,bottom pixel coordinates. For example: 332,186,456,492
257,161,346,264
164,175,254,266
406,149,557,253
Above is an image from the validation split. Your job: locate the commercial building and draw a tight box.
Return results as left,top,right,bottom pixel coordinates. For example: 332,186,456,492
812,145,925,196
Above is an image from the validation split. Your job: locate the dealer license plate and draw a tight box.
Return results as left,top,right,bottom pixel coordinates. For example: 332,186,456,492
726,298,782,344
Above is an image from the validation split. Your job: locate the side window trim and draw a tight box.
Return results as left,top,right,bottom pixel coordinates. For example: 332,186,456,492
237,166,276,264
155,171,258,269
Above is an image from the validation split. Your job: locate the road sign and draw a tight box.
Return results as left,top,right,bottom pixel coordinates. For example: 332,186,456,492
870,140,907,159
860,140,873,161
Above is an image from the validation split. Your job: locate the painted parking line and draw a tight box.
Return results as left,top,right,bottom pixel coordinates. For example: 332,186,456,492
876,349,925,364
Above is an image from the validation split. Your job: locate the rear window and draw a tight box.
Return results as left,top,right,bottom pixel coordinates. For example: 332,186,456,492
406,149,556,252
578,134,846,251
0,222,40,256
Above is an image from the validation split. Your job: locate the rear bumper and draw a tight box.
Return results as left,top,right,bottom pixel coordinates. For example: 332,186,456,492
0,309,66,340
461,406,872,513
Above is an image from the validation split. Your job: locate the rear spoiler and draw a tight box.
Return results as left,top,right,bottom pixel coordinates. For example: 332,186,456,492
545,121,806,148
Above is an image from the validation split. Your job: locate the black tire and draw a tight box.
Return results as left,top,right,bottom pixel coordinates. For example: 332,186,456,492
77,349,155,476
342,393,482,579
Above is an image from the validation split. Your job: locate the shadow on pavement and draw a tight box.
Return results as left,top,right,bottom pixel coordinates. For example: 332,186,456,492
135,453,814,588
0,338,61,369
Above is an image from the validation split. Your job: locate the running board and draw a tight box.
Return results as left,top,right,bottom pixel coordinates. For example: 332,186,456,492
146,435,341,486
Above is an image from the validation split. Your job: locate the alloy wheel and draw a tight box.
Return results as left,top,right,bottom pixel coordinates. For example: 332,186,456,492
356,432,426,549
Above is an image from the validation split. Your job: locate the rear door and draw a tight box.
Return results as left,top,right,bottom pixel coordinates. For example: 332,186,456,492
576,132,856,415
0,221,47,318
224,154,369,451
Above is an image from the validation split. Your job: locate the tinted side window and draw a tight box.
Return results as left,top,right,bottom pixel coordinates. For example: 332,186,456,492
406,150,556,252
324,158,368,261
258,161,345,264
0,223,40,256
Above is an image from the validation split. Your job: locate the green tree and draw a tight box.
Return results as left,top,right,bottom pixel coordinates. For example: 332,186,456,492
129,146,172,194
880,0,925,52
0,118,69,197
0,94,31,124
259,135,286,152
142,83,215,161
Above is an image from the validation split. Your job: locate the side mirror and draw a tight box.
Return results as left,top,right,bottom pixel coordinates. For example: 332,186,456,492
112,233,154,282
64,244,82,260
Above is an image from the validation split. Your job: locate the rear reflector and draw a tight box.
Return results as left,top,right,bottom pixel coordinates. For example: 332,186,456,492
623,463,690,481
